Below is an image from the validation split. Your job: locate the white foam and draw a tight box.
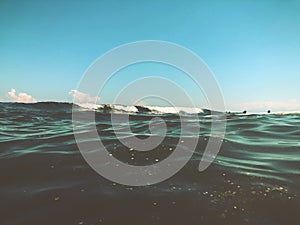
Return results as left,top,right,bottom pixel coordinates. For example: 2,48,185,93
147,106,203,114
113,105,138,113
78,103,204,114
77,103,100,109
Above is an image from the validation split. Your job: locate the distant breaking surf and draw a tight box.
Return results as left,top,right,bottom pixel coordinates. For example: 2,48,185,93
0,102,299,115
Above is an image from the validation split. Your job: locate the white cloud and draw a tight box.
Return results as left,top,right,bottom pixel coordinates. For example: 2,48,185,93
69,90,100,104
7,89,37,103
232,99,300,112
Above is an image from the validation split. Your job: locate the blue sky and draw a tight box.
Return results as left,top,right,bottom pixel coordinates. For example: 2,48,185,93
1,0,300,111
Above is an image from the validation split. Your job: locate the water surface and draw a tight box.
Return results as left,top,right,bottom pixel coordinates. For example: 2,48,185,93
0,102,299,225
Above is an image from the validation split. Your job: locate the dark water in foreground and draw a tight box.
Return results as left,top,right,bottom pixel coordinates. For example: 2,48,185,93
0,102,299,225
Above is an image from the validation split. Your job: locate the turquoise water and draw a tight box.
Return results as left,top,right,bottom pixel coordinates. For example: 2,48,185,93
0,102,299,225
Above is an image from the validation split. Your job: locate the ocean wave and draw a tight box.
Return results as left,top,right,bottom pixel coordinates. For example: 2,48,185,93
83,103,205,114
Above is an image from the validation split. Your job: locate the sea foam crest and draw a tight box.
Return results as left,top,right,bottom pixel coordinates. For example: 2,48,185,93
79,103,204,114
147,106,203,114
